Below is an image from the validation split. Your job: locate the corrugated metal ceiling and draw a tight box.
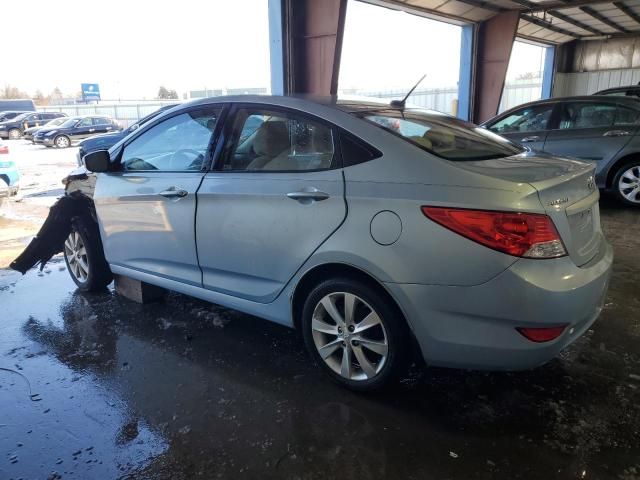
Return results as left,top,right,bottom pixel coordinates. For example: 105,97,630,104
373,0,640,44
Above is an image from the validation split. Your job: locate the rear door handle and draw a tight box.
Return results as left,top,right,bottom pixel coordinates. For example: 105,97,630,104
287,189,330,202
89,128,95,132
603,130,630,137
159,187,188,199
521,136,540,142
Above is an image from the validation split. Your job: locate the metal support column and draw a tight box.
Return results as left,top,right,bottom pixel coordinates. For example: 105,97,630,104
457,24,474,121
471,11,519,124
268,0,285,95
541,45,556,99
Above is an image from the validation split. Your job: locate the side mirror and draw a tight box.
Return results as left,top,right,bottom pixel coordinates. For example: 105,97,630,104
84,150,111,172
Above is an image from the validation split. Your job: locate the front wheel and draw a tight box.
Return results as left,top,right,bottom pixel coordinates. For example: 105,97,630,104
8,128,21,140
63,215,113,291
54,135,70,148
301,278,410,391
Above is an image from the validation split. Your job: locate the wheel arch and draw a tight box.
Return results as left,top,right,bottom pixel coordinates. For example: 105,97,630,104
290,262,422,360
606,152,640,188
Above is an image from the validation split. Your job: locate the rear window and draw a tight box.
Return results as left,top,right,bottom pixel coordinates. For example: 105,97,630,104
354,109,523,161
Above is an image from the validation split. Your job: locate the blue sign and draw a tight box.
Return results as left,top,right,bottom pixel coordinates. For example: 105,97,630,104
81,83,100,101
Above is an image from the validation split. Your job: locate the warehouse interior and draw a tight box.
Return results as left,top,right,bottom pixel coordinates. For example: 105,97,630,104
270,0,640,122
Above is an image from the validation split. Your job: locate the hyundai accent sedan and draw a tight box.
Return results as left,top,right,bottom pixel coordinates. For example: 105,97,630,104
12,95,613,391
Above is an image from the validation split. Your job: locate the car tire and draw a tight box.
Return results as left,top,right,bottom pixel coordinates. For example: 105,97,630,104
8,128,21,140
63,214,113,292
301,277,411,392
613,161,640,206
54,135,71,148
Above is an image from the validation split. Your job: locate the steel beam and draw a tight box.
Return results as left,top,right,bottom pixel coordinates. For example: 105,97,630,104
520,13,581,38
548,9,605,35
613,1,640,25
580,5,629,32
472,10,520,123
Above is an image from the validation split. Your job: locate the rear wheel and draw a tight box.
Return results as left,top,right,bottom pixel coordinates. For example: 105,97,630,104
54,135,70,148
613,162,640,206
301,278,410,391
63,215,112,291
8,129,21,140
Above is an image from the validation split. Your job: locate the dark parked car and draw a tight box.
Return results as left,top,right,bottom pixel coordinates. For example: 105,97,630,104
34,115,121,148
0,111,29,123
595,85,640,98
0,112,67,139
77,105,177,164
23,116,69,142
483,95,640,206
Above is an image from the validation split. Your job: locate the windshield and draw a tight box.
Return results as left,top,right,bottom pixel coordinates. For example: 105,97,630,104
59,118,80,128
47,117,66,126
354,108,523,161
12,113,30,122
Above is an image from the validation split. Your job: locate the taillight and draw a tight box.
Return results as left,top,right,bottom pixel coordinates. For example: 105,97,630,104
421,207,566,259
517,326,567,342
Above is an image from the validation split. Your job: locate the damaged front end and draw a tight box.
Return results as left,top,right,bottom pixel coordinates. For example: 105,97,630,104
10,167,97,274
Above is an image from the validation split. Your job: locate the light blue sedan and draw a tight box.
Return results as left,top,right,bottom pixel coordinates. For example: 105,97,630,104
12,96,613,391
0,141,20,206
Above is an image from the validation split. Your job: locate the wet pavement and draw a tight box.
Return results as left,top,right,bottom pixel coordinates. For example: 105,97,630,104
1,196,639,480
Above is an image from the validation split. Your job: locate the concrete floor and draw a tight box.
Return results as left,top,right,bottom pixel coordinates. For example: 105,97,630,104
1,196,639,480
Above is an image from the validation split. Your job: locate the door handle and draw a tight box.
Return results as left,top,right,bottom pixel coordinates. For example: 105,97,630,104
521,136,540,142
89,128,95,132
287,189,330,202
603,130,630,137
159,187,188,199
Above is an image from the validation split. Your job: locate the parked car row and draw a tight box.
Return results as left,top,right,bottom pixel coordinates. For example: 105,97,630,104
0,111,122,148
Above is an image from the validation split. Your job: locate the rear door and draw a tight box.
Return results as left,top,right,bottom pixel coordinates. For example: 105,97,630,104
92,117,114,135
71,117,95,141
94,106,223,285
543,100,640,163
485,102,557,151
196,104,346,303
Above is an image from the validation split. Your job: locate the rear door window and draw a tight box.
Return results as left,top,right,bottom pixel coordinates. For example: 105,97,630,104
557,102,639,129
222,108,335,171
356,109,523,161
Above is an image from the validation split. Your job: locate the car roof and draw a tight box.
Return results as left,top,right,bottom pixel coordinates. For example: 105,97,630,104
596,85,640,92
184,94,418,113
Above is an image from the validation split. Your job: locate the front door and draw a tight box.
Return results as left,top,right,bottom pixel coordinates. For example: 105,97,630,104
72,117,96,141
94,107,223,285
196,106,346,303
486,102,557,151
543,100,639,164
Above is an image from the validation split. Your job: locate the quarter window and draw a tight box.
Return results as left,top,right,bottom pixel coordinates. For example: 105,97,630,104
558,102,640,129
223,109,335,171
488,104,555,134
121,110,220,172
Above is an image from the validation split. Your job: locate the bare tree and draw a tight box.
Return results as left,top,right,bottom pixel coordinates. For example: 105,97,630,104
0,85,29,99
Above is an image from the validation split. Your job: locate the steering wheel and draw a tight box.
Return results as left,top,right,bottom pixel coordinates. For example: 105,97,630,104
168,149,204,170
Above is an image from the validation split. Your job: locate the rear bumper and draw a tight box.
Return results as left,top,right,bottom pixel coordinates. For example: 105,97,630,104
385,240,613,371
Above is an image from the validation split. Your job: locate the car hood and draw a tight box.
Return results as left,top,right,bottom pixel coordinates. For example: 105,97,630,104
36,126,62,134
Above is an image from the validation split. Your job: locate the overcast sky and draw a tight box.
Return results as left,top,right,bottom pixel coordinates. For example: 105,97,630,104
1,0,545,99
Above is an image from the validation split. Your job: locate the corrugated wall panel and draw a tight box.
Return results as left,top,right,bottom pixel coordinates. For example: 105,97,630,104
553,68,640,96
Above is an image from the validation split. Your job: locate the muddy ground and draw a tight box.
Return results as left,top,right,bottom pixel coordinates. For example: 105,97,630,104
1,141,639,479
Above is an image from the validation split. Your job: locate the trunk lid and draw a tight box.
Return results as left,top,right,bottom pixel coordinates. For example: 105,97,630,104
458,152,603,266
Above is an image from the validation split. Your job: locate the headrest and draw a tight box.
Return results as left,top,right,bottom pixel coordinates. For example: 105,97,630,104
253,121,289,157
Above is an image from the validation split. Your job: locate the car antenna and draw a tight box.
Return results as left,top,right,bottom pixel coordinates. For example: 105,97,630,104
390,74,426,109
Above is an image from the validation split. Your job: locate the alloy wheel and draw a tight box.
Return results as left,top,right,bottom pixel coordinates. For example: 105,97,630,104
8,129,20,139
56,136,70,148
618,165,640,204
311,292,389,381
64,231,89,283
